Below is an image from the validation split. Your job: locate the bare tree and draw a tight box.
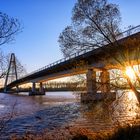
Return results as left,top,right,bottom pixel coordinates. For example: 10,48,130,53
0,50,7,79
59,0,121,57
59,0,140,103
0,12,20,46
0,12,23,137
0,12,23,83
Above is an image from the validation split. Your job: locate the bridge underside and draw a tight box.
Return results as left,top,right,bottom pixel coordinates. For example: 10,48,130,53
5,32,140,101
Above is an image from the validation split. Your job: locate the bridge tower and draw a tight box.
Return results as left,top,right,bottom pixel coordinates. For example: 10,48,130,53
4,53,18,92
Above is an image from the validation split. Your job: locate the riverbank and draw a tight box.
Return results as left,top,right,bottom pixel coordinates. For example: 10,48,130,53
10,122,140,140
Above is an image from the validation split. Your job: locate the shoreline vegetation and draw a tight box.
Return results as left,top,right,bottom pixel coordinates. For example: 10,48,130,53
10,122,140,140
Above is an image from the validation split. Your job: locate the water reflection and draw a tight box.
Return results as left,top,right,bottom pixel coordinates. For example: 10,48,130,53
0,92,78,117
112,90,140,124
70,90,140,133
0,91,140,139
0,92,80,139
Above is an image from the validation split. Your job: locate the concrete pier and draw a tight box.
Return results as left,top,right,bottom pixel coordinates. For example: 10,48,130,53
81,69,97,103
39,82,43,92
81,69,115,103
86,69,96,94
29,82,45,96
100,70,110,93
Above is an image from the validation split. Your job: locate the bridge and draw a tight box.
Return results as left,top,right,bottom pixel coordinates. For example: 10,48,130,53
3,25,140,102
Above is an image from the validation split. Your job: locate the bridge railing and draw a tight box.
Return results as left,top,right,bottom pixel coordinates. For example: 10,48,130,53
18,25,140,80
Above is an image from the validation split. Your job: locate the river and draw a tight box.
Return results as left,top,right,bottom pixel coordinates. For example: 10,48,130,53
0,91,139,139
0,92,81,139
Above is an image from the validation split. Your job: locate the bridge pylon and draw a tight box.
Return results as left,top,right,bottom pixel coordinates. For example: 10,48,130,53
4,53,18,92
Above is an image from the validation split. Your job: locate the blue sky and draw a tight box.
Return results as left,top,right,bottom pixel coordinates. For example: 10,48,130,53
0,0,140,73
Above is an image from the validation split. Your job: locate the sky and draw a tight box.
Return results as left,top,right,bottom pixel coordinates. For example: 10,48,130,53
0,0,140,73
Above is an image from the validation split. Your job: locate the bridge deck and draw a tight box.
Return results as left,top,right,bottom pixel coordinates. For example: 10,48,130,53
6,25,140,89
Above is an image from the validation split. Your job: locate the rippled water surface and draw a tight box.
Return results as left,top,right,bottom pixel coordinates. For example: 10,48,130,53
0,92,80,139
0,92,78,116
0,91,139,139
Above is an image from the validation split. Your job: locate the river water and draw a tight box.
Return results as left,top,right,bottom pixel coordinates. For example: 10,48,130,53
0,92,81,139
0,91,140,139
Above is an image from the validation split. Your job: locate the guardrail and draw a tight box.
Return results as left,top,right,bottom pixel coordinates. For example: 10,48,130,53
18,25,140,80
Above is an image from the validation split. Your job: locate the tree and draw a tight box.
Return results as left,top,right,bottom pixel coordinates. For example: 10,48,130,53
0,50,7,79
0,12,20,46
0,12,23,83
59,0,140,103
0,12,24,136
59,0,121,57
0,11,21,76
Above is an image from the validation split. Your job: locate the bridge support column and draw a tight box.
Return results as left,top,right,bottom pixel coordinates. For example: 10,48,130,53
87,69,96,94
81,69,97,103
39,82,44,93
16,85,19,93
4,87,7,93
29,82,36,95
29,82,45,96
99,70,116,100
100,70,110,93
32,82,36,92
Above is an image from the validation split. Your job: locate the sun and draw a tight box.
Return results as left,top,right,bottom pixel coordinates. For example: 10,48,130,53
125,66,136,80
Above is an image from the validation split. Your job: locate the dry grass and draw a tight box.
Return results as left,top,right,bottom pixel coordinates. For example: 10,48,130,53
10,122,140,140
10,126,115,140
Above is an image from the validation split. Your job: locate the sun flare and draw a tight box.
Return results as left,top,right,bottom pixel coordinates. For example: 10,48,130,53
125,67,136,80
